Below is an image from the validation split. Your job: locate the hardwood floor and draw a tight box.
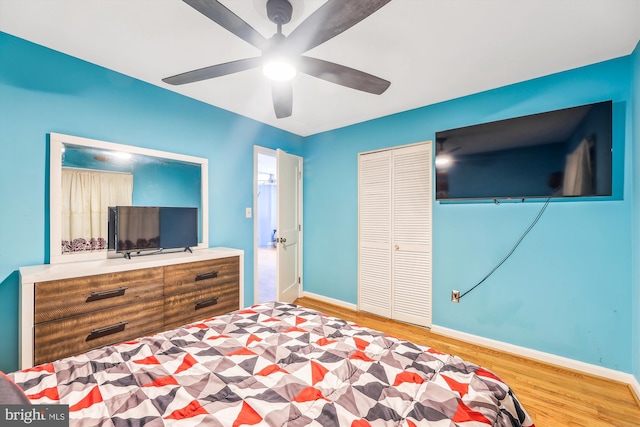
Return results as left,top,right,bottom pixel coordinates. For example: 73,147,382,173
294,297,640,427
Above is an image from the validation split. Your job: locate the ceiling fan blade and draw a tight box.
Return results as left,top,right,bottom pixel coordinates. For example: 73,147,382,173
271,80,293,119
285,0,391,54
183,0,267,50
298,56,390,95
163,57,262,85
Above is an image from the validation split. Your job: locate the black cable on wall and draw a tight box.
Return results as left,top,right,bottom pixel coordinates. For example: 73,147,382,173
458,198,551,301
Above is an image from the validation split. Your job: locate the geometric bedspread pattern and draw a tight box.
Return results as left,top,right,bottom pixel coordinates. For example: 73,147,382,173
11,302,535,426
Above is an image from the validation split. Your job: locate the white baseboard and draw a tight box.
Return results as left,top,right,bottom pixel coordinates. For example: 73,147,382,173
431,324,640,401
300,291,357,311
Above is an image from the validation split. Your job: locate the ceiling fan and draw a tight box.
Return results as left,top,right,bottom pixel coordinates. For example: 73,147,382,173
162,0,392,118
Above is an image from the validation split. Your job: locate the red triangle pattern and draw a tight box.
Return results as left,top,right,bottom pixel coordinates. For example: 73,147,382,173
255,364,289,376
227,348,257,357
442,374,469,397
353,337,369,351
451,401,492,425
349,350,373,362
133,355,161,365
293,387,328,403
208,334,231,341
27,386,59,401
164,399,209,420
174,353,198,374
69,386,103,412
310,361,329,385
232,401,263,427
283,326,308,334
22,363,54,373
393,371,425,386
246,334,262,346
142,375,179,388
351,419,371,427
191,323,210,329
315,337,336,346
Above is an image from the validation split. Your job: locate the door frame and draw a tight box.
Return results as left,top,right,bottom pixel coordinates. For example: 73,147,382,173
253,145,303,304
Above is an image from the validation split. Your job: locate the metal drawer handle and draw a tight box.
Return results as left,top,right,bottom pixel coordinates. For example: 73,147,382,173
86,287,128,302
86,321,128,341
195,297,218,310
195,270,218,282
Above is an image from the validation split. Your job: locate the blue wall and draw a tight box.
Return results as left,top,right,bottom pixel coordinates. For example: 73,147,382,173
1,30,637,380
304,57,635,373
0,32,304,372
632,42,640,384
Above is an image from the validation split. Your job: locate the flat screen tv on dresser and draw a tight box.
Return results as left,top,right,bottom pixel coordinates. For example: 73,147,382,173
108,206,198,258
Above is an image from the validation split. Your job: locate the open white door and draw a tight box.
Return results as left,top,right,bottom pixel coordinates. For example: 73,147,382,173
275,149,302,303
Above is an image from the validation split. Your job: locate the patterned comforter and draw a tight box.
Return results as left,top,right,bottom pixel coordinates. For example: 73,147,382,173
10,302,534,426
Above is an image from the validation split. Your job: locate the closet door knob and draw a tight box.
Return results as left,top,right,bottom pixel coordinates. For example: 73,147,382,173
394,244,400,250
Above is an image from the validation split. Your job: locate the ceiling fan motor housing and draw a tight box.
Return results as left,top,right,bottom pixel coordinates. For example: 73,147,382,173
266,0,292,25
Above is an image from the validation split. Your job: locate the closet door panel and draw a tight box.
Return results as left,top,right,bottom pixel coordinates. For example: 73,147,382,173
392,143,432,327
393,250,431,326
358,151,392,318
359,247,392,317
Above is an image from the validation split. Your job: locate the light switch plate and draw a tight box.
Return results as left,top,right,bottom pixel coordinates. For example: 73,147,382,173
245,207,252,218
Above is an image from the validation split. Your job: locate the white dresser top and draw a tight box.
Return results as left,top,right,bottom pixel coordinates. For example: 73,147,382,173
20,247,243,283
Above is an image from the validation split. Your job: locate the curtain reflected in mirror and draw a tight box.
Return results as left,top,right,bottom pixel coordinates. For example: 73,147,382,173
61,168,133,253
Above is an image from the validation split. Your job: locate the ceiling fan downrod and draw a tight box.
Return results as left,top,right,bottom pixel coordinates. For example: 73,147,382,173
267,0,293,32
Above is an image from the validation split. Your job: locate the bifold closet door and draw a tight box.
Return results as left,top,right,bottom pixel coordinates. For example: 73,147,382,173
358,150,392,318
358,143,432,327
391,143,432,327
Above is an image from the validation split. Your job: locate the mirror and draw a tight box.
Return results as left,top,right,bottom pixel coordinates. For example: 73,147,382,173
50,133,208,264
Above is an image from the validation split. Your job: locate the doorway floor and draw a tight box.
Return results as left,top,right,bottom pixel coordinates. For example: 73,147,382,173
258,246,276,303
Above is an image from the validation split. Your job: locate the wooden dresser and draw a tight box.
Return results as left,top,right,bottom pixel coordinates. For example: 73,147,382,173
19,248,243,369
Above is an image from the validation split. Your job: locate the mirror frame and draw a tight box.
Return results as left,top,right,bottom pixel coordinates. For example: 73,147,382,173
49,132,209,264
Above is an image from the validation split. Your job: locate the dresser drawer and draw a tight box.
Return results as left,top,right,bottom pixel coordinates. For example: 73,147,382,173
33,297,164,365
34,268,164,323
164,280,240,329
164,256,240,296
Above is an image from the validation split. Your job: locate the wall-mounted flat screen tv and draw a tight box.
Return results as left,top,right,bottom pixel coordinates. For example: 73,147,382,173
108,206,197,258
435,100,612,201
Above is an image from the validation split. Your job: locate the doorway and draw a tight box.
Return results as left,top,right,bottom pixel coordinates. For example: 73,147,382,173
253,146,303,304
255,148,277,303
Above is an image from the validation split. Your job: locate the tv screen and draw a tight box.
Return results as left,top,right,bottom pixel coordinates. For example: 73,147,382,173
159,207,198,250
108,206,197,257
435,100,612,201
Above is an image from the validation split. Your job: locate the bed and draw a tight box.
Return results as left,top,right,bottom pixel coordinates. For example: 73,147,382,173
6,302,534,426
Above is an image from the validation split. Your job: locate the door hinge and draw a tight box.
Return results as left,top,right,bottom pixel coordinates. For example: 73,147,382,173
298,224,301,231
298,277,301,284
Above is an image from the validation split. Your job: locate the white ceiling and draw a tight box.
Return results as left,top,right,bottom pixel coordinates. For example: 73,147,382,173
1,0,638,137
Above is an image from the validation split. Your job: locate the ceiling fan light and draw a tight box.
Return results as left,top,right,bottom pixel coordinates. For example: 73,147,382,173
435,153,453,168
262,59,297,82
